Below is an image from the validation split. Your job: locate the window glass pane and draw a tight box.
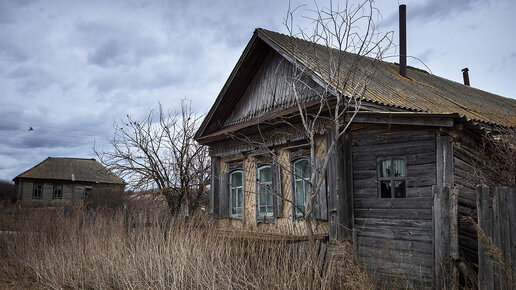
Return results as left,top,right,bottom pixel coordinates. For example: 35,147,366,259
258,165,273,216
295,159,310,179
380,181,392,198
259,166,271,183
394,180,406,198
393,159,406,177
237,189,243,207
295,180,305,213
267,193,273,207
259,187,267,206
231,171,243,187
379,159,392,178
231,188,237,209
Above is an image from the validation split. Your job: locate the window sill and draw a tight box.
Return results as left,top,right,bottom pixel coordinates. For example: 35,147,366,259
256,215,275,224
229,215,244,221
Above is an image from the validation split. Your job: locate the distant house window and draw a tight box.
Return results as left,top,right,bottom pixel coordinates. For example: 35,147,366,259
229,171,244,217
293,159,310,216
53,185,63,199
32,184,43,199
257,165,274,217
85,187,92,199
378,158,406,198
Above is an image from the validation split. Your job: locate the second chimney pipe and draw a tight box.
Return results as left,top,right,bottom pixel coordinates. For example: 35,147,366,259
462,68,470,86
399,4,407,77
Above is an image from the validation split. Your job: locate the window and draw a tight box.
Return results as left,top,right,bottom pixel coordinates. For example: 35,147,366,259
85,187,92,199
32,184,42,199
257,165,274,216
53,185,63,199
293,159,310,216
229,171,244,217
378,158,406,198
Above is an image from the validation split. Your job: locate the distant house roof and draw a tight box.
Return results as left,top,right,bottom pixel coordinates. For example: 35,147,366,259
13,157,124,184
195,28,516,140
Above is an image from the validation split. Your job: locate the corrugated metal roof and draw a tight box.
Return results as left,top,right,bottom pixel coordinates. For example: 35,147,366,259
258,28,516,127
14,157,124,184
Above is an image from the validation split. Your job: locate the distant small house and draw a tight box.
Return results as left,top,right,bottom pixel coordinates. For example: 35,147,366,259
12,157,125,206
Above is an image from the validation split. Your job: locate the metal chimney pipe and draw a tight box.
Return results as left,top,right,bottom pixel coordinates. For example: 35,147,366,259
399,4,407,77
462,68,470,86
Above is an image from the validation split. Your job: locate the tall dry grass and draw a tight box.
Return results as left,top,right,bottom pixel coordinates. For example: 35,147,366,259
0,207,375,289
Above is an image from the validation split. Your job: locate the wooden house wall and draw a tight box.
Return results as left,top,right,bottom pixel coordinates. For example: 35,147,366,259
351,125,436,282
16,179,121,206
449,129,481,272
223,50,320,128
21,180,33,200
212,134,329,236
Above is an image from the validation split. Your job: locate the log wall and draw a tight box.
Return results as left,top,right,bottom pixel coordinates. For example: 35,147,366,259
351,126,436,282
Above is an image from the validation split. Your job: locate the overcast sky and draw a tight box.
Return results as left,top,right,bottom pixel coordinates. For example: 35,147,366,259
1,0,515,180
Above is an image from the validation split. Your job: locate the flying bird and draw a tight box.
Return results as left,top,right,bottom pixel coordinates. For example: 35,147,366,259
29,126,34,131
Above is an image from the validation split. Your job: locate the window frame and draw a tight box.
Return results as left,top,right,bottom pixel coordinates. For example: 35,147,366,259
32,184,43,199
229,170,244,218
257,164,274,217
293,158,311,217
377,157,407,199
53,185,63,199
84,186,92,199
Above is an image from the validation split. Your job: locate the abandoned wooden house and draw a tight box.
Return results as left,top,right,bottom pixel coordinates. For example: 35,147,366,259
13,157,125,206
194,25,516,285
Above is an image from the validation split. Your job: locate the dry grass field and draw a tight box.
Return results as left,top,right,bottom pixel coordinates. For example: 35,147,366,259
2,205,511,289
0,206,381,289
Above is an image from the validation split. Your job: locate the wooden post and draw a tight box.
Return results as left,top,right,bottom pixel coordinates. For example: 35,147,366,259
433,185,454,289
508,187,516,275
477,185,494,290
340,131,353,241
494,186,511,289
450,186,459,288
434,135,457,288
326,130,353,241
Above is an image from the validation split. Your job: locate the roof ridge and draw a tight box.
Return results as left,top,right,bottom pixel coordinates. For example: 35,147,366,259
48,157,96,160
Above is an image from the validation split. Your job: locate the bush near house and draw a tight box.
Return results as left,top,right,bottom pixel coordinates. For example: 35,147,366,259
0,180,14,204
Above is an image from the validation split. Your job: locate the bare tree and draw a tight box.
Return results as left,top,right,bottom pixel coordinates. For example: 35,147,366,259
232,0,393,243
476,126,516,186
96,100,210,217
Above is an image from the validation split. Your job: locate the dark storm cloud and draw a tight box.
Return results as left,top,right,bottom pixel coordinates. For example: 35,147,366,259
0,0,514,180
75,20,161,67
6,65,56,93
381,0,488,26
88,62,187,93
0,40,29,62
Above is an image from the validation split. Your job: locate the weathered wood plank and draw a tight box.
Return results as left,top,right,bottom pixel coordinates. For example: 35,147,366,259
356,225,434,242
339,131,353,241
210,157,220,215
354,218,433,229
359,246,433,267
352,139,436,157
477,185,494,290
359,256,433,277
354,197,433,209
355,208,432,220
353,129,435,146
357,236,434,254
509,187,516,274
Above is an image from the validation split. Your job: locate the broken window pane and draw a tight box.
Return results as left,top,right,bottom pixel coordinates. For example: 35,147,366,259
394,180,406,198
380,181,391,198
